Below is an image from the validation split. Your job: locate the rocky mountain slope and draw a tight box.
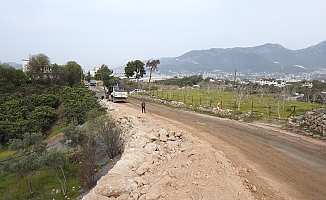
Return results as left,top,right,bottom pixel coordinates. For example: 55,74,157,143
161,40,326,74
114,40,326,74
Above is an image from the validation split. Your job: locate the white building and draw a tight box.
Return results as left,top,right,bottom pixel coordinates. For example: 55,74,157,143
89,67,100,77
22,59,29,72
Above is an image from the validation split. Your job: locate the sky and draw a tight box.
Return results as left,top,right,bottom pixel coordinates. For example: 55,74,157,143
1,0,326,71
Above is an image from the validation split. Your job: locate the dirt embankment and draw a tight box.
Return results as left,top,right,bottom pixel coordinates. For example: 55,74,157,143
82,100,255,200
85,96,326,200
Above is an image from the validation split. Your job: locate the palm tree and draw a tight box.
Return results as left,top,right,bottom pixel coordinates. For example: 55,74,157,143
146,60,160,92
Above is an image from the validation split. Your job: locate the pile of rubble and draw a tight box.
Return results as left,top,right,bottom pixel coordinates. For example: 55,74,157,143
82,101,254,200
304,108,326,138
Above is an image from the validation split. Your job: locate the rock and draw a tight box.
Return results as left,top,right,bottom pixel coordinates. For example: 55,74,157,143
117,193,129,200
134,176,148,186
93,178,137,197
83,191,112,200
251,185,257,192
166,141,179,152
168,135,176,141
156,142,166,154
109,148,145,174
175,130,183,137
168,130,175,137
128,138,147,149
138,194,146,200
136,162,150,175
145,185,160,200
159,129,168,142
139,185,149,194
130,190,140,199
143,131,158,141
144,143,157,154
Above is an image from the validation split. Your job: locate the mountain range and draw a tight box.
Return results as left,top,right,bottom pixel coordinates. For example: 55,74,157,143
135,40,326,75
1,62,22,70
3,40,326,75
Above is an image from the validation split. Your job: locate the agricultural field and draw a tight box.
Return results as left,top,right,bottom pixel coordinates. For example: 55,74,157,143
149,89,322,119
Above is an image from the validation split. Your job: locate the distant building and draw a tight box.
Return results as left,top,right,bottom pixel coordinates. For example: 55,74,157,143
21,59,51,78
302,83,313,88
89,67,100,77
259,78,277,86
22,59,29,72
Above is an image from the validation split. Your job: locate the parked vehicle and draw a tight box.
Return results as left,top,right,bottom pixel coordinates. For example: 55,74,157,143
90,79,96,86
106,86,128,102
129,88,145,94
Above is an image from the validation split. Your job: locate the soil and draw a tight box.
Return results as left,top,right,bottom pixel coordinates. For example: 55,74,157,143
83,97,326,200
100,96,326,199
83,99,254,200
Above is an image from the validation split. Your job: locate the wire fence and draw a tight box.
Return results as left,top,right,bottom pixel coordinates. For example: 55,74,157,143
149,90,318,119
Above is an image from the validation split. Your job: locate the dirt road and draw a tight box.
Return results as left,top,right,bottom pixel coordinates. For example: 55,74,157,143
125,98,326,200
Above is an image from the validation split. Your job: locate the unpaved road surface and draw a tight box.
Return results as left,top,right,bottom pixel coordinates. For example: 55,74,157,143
124,97,326,200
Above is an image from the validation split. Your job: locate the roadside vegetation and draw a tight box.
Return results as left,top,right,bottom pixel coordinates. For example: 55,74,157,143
0,56,122,199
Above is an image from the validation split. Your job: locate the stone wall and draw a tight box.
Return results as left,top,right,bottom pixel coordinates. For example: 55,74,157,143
304,108,326,137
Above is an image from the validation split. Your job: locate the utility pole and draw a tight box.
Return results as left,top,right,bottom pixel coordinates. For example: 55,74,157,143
234,69,237,86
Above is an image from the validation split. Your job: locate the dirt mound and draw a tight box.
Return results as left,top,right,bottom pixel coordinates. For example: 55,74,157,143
82,100,254,200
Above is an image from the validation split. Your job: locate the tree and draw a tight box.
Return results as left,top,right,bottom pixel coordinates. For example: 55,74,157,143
0,132,47,194
62,114,122,188
15,69,29,86
146,60,160,91
65,61,83,87
62,124,97,188
0,94,58,142
50,63,69,86
0,64,28,93
234,84,247,110
85,71,91,82
125,60,146,89
95,64,114,89
87,115,123,159
95,64,113,81
182,75,203,86
28,106,56,132
60,86,104,124
40,149,68,195
25,53,51,81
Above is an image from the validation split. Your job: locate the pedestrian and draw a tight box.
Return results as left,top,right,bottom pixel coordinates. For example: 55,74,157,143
141,101,146,113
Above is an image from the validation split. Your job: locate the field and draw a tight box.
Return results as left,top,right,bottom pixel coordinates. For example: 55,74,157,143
149,89,322,119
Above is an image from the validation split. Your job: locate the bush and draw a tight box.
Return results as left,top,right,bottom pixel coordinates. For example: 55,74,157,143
62,114,123,188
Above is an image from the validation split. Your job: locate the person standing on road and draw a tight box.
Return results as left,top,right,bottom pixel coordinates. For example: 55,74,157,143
141,101,146,113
